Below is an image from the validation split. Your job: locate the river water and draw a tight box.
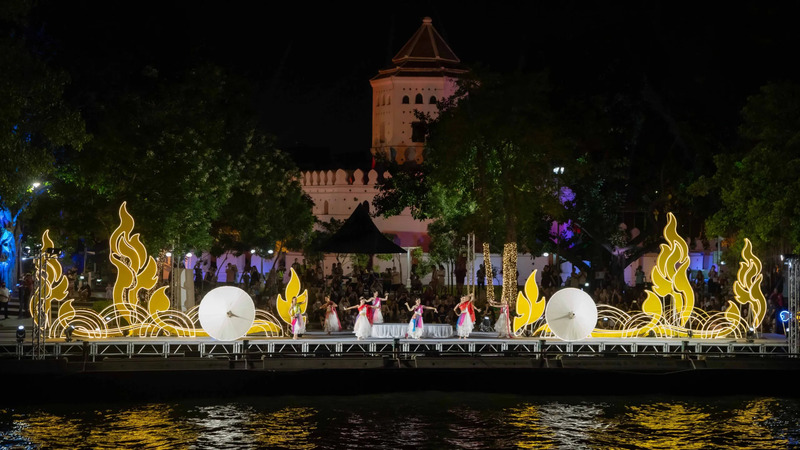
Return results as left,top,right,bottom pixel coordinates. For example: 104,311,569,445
1,393,799,449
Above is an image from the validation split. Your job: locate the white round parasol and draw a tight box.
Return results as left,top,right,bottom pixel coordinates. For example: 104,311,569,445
544,288,598,341
198,286,256,341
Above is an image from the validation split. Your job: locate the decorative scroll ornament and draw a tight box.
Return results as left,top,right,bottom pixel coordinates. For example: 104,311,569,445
733,238,766,329
29,230,69,331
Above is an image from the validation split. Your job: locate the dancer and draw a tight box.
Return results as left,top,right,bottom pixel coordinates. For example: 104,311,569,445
368,290,384,324
488,297,513,338
454,293,481,339
289,296,307,340
405,298,436,339
319,296,341,334
345,298,376,340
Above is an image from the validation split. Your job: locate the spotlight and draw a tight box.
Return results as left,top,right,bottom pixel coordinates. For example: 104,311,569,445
746,327,755,341
16,325,25,344
65,325,75,342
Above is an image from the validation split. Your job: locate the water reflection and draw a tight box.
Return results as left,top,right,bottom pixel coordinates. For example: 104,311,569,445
1,395,799,449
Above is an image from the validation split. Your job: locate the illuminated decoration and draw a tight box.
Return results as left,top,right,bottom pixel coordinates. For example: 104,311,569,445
733,238,767,329
524,213,758,339
29,230,70,332
502,242,517,305
483,243,494,303
276,267,308,328
513,270,545,334
47,202,283,340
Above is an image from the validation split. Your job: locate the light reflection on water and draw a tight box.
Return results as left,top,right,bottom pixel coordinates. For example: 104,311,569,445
1,394,799,449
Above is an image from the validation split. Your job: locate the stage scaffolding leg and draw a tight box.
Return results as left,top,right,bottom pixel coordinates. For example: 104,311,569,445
787,255,799,356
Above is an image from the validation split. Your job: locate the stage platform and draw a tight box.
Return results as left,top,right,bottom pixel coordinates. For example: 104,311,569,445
0,330,791,361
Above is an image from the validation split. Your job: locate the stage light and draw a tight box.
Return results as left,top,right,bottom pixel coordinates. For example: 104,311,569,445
780,310,791,323
65,325,75,342
16,325,25,343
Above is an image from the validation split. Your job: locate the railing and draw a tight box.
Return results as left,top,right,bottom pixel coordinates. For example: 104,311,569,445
0,338,791,361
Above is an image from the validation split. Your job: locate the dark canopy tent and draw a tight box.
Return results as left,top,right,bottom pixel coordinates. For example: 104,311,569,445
319,202,407,255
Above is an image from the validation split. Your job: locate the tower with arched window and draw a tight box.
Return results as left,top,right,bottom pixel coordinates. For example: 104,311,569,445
369,17,468,165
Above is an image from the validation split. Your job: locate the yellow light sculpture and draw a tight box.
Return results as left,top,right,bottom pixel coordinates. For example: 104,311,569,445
48,202,283,340
513,270,545,334
733,238,766,329
276,267,307,326
527,212,754,340
29,230,69,331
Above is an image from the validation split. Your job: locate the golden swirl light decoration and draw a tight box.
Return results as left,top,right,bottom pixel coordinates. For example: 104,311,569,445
28,230,69,331
276,267,307,327
733,238,766,330
513,270,545,334
48,202,283,340
527,212,753,340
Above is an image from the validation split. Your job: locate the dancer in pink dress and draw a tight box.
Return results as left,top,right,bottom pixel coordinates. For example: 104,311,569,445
319,296,341,334
454,293,481,339
368,290,384,324
405,298,436,339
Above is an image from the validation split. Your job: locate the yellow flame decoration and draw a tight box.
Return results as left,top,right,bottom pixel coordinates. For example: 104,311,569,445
47,202,283,340
276,267,308,325
29,230,69,331
650,213,695,327
513,270,545,334
733,238,766,329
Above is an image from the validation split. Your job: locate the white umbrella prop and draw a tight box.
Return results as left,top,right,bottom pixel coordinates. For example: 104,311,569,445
198,286,256,341
544,287,598,341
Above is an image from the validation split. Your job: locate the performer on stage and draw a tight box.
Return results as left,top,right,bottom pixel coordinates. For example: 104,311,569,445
368,290,384,325
319,296,341,334
454,293,481,339
488,297,514,338
345,298,376,340
405,298,436,339
290,295,307,340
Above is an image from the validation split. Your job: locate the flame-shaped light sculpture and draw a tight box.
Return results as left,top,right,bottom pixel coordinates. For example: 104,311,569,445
513,270,545,334
276,267,308,327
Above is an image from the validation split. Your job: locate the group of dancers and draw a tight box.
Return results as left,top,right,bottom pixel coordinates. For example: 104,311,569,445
287,291,516,340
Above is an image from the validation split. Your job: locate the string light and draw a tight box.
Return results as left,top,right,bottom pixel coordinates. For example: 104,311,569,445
483,243,494,303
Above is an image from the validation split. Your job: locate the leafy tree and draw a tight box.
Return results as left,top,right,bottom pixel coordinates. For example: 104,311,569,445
0,1,89,283
704,81,800,259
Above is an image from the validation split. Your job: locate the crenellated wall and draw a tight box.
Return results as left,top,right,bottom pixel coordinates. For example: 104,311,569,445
299,168,431,250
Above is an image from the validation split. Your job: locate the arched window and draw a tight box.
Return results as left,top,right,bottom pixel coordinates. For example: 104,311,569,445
402,96,410,104
323,200,329,215
415,93,423,104
429,96,437,104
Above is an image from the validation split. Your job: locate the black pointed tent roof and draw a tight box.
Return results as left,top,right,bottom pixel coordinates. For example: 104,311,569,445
319,202,407,254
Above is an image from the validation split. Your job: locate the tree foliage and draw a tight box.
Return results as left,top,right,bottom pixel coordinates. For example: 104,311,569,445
705,81,800,256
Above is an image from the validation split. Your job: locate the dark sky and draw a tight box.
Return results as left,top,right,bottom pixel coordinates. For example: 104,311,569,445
28,1,800,166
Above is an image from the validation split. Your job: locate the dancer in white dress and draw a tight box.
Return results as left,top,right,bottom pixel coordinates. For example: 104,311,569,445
488,298,513,338
368,291,384,324
345,298,377,340
405,298,436,339
319,296,341,334
290,296,307,340
454,293,481,339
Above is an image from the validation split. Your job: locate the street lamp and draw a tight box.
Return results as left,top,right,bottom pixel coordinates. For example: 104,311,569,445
553,166,565,279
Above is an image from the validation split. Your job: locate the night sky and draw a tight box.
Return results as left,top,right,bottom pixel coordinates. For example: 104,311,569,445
27,1,800,167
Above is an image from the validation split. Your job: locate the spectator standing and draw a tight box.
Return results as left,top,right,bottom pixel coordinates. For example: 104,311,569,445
0,282,9,319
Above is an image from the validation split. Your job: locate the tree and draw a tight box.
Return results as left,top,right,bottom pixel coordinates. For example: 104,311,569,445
704,81,800,259
378,71,577,302
0,1,89,284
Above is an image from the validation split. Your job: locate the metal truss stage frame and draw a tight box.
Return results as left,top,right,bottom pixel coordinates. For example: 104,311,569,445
0,336,791,362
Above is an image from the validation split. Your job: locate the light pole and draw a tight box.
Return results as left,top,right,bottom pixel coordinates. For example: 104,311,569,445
552,166,565,281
